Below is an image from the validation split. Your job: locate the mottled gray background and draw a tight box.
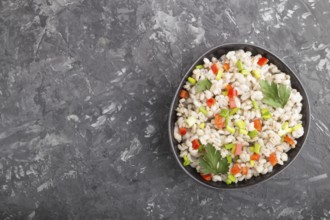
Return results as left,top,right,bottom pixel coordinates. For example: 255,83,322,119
0,0,330,219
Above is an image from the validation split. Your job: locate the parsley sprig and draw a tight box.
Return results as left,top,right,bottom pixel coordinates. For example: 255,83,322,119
260,80,291,108
196,79,212,92
199,144,229,175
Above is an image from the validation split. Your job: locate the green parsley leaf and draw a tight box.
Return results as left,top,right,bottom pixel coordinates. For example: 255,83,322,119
260,80,291,108
196,79,212,92
199,144,229,175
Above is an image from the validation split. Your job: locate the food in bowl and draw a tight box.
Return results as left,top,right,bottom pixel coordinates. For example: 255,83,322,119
173,50,304,184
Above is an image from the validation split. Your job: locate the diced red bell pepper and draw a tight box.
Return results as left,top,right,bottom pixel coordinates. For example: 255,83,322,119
179,127,187,135
226,84,238,98
192,139,201,150
229,97,237,109
214,114,225,129
258,57,269,66
284,135,295,145
241,166,248,175
231,164,241,175
211,63,219,75
234,144,243,156
223,63,230,71
269,152,278,166
206,98,216,107
179,89,189,99
253,118,262,131
250,153,260,161
200,173,212,181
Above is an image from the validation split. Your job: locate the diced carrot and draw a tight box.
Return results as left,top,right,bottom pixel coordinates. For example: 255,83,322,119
223,63,230,71
269,152,278,166
179,128,187,135
200,173,212,181
284,135,295,145
241,166,248,175
206,98,216,107
214,114,225,129
253,118,262,131
231,163,241,175
258,57,269,66
192,139,201,150
226,84,233,92
179,89,189,99
229,97,237,109
250,153,260,161
211,63,219,75
234,144,243,156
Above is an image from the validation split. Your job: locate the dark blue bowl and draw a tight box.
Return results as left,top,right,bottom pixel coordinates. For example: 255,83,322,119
168,43,311,189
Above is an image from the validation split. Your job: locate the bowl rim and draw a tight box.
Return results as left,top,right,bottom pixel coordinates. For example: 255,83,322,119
168,43,311,190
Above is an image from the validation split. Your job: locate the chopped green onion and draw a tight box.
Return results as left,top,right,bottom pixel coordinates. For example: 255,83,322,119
222,91,228,96
230,108,240,115
237,60,243,72
248,130,258,138
198,106,208,116
254,143,261,154
186,117,196,127
226,126,235,134
241,69,250,75
286,127,293,133
250,160,255,167
261,108,272,120
235,120,246,129
231,145,236,154
252,69,260,79
225,116,229,126
224,143,235,150
226,155,232,164
220,109,230,117
226,178,232,185
199,122,205,129
292,123,302,131
216,70,223,80
252,100,259,110
249,147,255,153
282,122,289,130
195,64,204,69
228,173,237,182
183,155,190,166
239,129,248,135
188,77,196,85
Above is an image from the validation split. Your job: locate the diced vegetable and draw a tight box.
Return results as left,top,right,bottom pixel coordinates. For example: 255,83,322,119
284,135,295,145
241,166,248,175
188,77,196,85
252,100,259,110
258,57,269,66
278,129,287,137
292,123,302,131
179,127,187,135
223,63,230,71
231,145,236,154
229,97,237,109
261,108,272,120
235,120,246,129
230,108,239,115
239,129,248,135
199,123,205,129
179,89,189,99
224,143,235,150
199,106,208,116
236,60,243,72
248,130,258,138
250,160,255,167
227,84,238,99
241,69,250,75
183,155,190,166
216,70,223,80
200,173,212,181
214,114,225,129
228,173,236,182
234,144,243,155
192,139,201,149
222,91,228,96
186,117,196,127
254,143,261,154
198,145,204,152
249,147,255,153
250,153,260,161
220,109,230,117
226,178,232,185
269,152,277,166
206,98,216,107
211,63,219,74
226,126,235,134
195,64,204,69
253,118,262,131
231,164,241,175
286,127,293,133
226,155,232,164
252,69,260,79
282,122,289,130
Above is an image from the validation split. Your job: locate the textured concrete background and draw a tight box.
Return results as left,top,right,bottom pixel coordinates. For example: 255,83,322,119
0,0,330,219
